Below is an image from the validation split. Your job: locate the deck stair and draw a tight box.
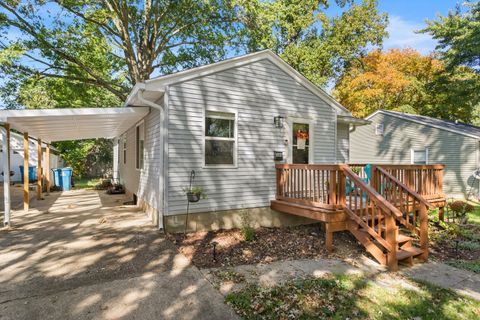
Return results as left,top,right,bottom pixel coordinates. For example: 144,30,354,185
272,163,443,271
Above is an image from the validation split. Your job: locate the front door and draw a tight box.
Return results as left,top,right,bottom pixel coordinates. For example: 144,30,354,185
291,122,311,164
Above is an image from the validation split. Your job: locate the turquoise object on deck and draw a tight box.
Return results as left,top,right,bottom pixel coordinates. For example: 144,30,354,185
364,164,372,182
19,166,37,183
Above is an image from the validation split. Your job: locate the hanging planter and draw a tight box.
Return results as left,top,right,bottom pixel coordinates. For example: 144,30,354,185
183,186,207,203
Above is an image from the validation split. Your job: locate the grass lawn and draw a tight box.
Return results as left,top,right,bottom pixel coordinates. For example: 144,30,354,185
226,274,480,320
467,201,480,225
73,177,101,189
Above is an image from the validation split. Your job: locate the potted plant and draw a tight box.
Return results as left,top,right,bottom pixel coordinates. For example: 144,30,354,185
183,186,207,203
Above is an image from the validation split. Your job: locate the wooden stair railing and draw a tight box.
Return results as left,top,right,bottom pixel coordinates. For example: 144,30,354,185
341,165,403,271
372,166,432,261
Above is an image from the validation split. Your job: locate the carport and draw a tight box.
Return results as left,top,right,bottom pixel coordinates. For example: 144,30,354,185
0,107,150,226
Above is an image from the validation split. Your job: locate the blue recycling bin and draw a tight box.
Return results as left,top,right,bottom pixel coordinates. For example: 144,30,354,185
52,167,73,191
19,166,37,183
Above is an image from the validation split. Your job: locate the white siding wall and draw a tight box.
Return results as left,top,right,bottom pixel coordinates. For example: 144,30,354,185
350,113,480,197
336,123,349,163
166,59,337,215
118,107,162,211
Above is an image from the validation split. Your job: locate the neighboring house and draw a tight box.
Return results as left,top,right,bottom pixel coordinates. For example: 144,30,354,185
350,110,480,199
0,131,63,183
114,50,367,230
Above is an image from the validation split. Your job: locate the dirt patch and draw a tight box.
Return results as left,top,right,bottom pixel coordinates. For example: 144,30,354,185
168,224,364,269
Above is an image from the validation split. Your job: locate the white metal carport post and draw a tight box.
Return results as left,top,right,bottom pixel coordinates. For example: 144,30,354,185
2,124,11,226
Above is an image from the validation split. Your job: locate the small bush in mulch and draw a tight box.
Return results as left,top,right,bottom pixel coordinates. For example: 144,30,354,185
167,224,364,269
429,211,480,273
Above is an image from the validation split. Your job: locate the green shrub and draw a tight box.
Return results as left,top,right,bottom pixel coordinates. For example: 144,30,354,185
243,226,255,242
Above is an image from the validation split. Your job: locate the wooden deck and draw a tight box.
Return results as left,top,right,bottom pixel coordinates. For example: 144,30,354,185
272,163,446,271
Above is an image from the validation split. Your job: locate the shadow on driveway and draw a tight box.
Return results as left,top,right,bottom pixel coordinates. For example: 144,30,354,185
0,189,237,320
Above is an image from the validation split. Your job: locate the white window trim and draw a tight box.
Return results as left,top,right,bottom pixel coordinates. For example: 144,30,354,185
203,108,238,169
375,123,384,135
285,116,315,164
411,148,429,165
135,120,145,171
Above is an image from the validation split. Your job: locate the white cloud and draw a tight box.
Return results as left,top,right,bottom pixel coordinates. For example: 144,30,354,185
383,15,438,55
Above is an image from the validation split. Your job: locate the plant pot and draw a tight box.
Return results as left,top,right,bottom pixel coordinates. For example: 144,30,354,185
187,192,200,203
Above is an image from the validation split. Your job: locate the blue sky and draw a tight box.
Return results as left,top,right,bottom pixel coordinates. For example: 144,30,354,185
328,0,460,54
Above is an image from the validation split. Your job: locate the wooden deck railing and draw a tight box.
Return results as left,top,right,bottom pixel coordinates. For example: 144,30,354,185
379,165,444,201
275,164,345,210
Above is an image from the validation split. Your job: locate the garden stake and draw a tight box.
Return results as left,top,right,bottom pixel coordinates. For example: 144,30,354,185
184,170,195,236
212,241,218,261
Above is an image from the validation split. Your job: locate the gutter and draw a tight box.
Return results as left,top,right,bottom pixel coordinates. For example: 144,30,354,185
137,88,167,232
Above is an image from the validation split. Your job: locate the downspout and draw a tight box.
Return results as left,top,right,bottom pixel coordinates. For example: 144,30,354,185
137,88,166,231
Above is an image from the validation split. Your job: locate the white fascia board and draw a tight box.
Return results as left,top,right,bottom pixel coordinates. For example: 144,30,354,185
366,110,480,140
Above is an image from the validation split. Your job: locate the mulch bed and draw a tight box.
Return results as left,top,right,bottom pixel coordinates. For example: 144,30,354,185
167,224,364,269
429,222,480,262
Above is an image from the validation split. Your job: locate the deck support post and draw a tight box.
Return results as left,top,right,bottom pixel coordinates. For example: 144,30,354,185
325,223,333,252
45,144,50,195
2,124,11,226
438,206,445,221
419,204,429,261
385,215,398,271
23,132,29,211
37,138,42,200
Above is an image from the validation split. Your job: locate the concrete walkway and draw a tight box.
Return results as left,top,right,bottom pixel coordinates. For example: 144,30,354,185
204,257,480,301
0,189,238,320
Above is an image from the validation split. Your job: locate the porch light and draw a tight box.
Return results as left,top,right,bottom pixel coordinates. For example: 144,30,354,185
274,116,284,128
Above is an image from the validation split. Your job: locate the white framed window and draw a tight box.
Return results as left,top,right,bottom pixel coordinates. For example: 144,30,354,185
375,123,384,135
135,121,145,170
122,135,127,164
204,110,237,167
411,148,429,164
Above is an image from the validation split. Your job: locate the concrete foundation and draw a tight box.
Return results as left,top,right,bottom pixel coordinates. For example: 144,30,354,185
164,206,318,233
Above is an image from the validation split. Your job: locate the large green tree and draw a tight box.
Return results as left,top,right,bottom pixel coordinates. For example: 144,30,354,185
1,0,388,104
237,0,388,86
0,0,238,102
421,0,480,72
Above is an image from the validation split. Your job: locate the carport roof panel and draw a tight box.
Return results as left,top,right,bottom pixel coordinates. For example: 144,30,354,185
0,107,150,142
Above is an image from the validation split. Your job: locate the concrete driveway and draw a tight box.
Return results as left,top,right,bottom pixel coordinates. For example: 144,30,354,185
0,189,237,320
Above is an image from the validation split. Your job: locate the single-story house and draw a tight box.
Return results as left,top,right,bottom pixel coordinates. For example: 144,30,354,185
114,49,368,231
350,110,480,199
0,131,62,183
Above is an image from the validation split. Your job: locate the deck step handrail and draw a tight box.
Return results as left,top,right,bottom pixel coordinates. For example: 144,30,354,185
372,166,429,261
341,165,400,270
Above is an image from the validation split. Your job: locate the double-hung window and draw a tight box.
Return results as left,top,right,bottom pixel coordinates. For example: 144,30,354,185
136,122,145,169
204,111,236,166
411,148,428,165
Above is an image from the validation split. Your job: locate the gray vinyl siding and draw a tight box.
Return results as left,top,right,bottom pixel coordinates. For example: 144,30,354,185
336,123,349,163
166,59,337,215
350,113,480,197
118,107,162,211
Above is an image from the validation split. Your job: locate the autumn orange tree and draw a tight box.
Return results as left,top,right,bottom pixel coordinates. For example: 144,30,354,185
333,48,479,122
